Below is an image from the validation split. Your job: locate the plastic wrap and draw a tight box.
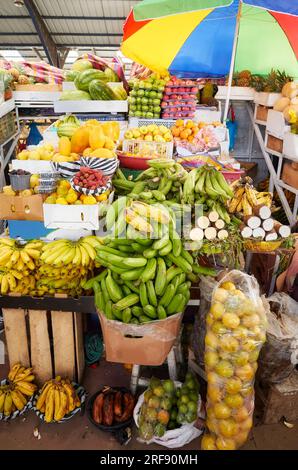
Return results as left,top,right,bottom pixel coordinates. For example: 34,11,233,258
192,276,217,368
201,270,267,450
258,293,298,384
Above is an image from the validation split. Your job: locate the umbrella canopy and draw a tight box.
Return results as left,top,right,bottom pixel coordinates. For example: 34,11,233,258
121,0,298,78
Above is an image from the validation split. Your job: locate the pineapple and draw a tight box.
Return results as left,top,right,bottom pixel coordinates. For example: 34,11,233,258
236,77,251,87
251,75,265,92
238,70,251,80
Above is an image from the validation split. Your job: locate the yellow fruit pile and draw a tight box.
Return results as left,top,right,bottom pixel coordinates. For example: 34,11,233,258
124,124,173,143
0,364,37,417
201,279,266,451
0,236,102,297
35,376,81,422
44,179,109,205
1,186,34,197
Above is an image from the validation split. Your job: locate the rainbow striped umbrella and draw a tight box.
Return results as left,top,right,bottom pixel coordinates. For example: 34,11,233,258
121,0,298,79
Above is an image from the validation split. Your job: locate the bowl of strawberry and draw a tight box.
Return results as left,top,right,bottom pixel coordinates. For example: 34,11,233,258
71,167,112,196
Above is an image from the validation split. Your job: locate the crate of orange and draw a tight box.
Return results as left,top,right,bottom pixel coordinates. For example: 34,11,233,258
171,119,199,143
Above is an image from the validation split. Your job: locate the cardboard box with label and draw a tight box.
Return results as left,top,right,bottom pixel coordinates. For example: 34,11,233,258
0,194,44,221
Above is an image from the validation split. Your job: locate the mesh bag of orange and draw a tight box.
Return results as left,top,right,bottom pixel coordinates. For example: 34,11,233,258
201,270,267,450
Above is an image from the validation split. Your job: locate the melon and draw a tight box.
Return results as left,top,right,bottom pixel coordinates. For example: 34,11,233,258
273,97,290,112
282,82,298,99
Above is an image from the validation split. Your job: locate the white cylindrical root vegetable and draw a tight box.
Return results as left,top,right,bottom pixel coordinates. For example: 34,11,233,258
274,222,291,238
189,227,204,241
208,211,219,223
265,231,278,241
253,204,271,220
215,219,225,230
252,227,266,239
262,218,274,232
204,227,217,240
240,225,253,239
246,216,261,229
217,229,228,240
196,215,210,229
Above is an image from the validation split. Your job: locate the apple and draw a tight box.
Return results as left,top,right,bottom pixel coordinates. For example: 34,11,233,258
165,87,171,94
191,87,198,93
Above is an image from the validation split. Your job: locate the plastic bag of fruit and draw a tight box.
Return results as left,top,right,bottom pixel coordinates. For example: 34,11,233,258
201,270,267,450
134,374,203,449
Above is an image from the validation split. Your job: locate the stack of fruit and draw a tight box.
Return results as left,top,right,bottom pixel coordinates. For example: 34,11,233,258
137,373,200,440
17,143,65,162
201,277,266,450
128,74,166,119
171,119,220,153
0,364,37,418
0,238,43,295
0,236,102,297
92,387,135,426
228,177,272,217
35,376,81,422
35,237,102,297
45,179,110,205
122,125,173,159
113,159,188,204
89,200,200,323
162,77,198,119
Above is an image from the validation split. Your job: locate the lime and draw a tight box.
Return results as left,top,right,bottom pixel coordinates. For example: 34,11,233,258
153,385,164,397
185,411,196,423
154,423,166,437
137,89,145,97
176,413,185,425
189,391,198,402
180,394,189,404
187,401,197,413
163,379,175,395
167,421,176,430
176,389,181,398
185,378,196,390
178,404,188,414
160,397,172,411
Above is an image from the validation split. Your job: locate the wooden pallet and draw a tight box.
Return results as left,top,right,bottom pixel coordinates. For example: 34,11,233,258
2,307,85,385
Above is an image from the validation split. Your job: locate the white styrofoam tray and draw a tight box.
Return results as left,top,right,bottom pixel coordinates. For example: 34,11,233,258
266,109,290,139
11,159,54,173
254,92,281,107
215,86,255,101
283,132,298,162
13,91,61,102
54,100,128,113
43,204,100,230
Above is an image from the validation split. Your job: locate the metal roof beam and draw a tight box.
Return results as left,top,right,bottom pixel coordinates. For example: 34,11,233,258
0,15,126,20
0,33,122,37
0,43,120,48
23,0,60,67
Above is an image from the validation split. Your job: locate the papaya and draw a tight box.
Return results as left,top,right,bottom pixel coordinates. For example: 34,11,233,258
58,136,71,156
71,127,90,153
89,125,106,150
90,148,114,159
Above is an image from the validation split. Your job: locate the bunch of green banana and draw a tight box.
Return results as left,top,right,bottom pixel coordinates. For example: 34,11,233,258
35,376,81,422
183,165,234,204
113,159,188,204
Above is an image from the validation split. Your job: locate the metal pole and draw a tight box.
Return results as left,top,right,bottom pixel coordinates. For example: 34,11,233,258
223,0,242,122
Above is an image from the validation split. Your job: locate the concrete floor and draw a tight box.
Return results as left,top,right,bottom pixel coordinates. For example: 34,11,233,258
1,357,298,451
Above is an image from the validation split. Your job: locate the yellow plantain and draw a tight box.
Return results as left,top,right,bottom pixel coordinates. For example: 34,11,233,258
79,244,89,266
4,392,13,416
0,238,15,247
15,380,37,396
36,382,53,410
72,246,82,265
10,269,23,280
24,248,41,260
242,194,253,216
0,392,6,412
6,273,17,291
8,363,22,382
11,389,26,411
256,195,272,207
62,382,75,412
14,367,34,383
16,256,25,271
45,388,55,422
83,236,102,248
20,250,31,264
53,387,61,421
1,275,9,295
55,389,67,421
80,240,95,261
10,250,20,264
0,251,13,265
245,184,259,207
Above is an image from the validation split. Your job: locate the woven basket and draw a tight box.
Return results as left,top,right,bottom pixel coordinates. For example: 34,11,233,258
244,239,282,252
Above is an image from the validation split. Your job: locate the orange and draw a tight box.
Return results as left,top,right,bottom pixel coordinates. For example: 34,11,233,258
214,403,231,420
186,120,194,129
210,302,225,320
207,371,220,386
201,434,217,450
215,360,234,378
235,364,254,382
233,406,250,423
216,436,236,450
192,126,199,136
205,332,218,350
213,287,229,303
218,419,238,438
225,377,242,395
222,312,240,329
219,335,239,353
207,385,222,403
206,418,218,434
240,416,253,432
204,351,219,369
242,314,260,328
224,393,244,409
221,281,236,291
180,130,189,140
176,119,184,127
171,126,181,137
188,135,194,143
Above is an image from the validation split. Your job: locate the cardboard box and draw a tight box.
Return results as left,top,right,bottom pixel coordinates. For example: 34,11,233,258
43,203,100,230
98,311,183,366
265,133,284,155
0,194,44,221
255,105,269,124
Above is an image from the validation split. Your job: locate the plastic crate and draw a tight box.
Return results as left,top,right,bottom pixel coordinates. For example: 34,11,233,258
128,117,175,128
122,139,173,158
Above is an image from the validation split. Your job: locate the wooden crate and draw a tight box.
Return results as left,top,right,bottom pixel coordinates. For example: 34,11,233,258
255,105,270,124
265,133,283,156
2,308,85,385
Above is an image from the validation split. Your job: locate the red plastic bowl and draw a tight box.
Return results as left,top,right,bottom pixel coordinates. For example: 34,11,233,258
117,152,151,170
222,170,245,182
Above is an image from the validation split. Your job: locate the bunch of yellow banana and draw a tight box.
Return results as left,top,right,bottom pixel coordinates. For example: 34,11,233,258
0,239,44,271
36,376,81,422
228,178,272,216
40,236,102,267
0,364,37,416
0,269,35,295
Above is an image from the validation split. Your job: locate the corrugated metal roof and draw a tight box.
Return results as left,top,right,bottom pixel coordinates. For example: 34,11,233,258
0,0,137,65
